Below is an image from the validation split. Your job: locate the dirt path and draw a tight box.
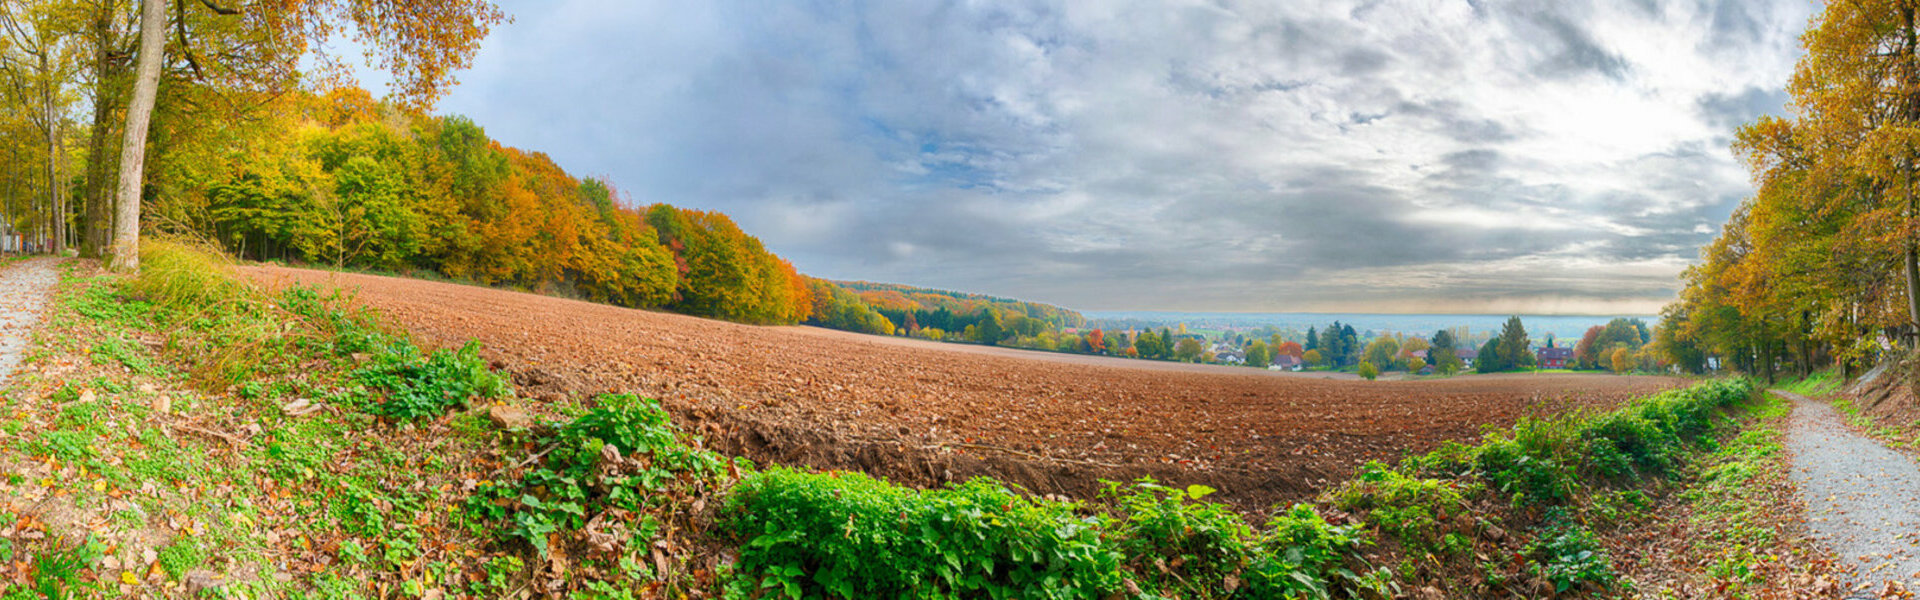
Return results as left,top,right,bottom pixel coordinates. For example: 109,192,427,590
0,257,60,388
1781,390,1920,590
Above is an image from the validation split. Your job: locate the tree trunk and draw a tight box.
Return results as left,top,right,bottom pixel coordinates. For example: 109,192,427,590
1905,6,1920,347
81,6,119,258
109,0,166,273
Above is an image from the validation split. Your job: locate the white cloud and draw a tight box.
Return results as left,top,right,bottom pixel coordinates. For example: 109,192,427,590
404,0,1813,313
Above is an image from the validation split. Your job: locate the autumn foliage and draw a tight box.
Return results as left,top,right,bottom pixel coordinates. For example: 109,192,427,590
156,89,812,324
1661,0,1920,376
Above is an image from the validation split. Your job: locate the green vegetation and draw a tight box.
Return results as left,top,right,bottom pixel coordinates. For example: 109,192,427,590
1675,392,1791,591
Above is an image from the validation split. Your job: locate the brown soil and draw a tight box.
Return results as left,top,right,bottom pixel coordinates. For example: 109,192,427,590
244,266,1687,513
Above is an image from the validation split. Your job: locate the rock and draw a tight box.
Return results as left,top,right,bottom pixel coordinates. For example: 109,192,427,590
282,399,321,416
185,570,222,595
487,405,532,429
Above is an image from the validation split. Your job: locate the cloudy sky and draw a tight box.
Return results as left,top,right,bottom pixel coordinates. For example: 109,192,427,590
355,0,1815,314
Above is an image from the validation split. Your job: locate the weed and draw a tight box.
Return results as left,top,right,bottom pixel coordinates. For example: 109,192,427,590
1525,516,1617,594
353,340,510,419
157,538,205,579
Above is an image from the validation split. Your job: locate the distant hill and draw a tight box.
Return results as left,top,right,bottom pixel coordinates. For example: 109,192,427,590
832,281,1086,328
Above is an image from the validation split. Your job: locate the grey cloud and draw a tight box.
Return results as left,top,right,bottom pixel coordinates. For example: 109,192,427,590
420,0,1811,312
1697,86,1789,130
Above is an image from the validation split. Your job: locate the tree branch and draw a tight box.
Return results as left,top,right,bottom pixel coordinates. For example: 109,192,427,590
198,0,240,15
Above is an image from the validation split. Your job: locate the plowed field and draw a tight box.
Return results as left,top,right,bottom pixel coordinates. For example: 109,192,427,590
246,266,1686,511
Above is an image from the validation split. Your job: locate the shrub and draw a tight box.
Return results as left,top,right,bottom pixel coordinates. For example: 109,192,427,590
726,470,1124,600
352,340,510,419
1525,514,1617,594
1331,463,1476,553
1243,504,1384,599
469,395,732,556
1106,481,1254,595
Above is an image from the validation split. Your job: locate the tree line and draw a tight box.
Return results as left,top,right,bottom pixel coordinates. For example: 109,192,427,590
1656,0,1919,380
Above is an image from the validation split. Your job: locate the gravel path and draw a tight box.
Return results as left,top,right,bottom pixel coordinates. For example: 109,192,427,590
0,257,60,389
1782,390,1920,589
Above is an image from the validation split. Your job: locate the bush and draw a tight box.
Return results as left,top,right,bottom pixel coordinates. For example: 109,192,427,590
725,470,1123,600
1106,481,1253,595
1332,463,1476,553
469,395,733,556
352,340,510,419
1525,514,1617,594
1357,361,1378,380
1243,505,1385,599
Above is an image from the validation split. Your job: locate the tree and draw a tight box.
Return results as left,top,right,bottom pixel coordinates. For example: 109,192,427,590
1429,329,1458,366
106,0,508,272
1245,340,1273,368
1302,349,1324,367
1475,338,1502,373
1318,324,1342,366
1274,341,1303,358
1363,335,1400,371
1574,325,1605,369
1085,329,1104,354
1436,352,1463,375
1304,326,1318,353
1610,347,1632,375
106,0,163,270
1494,316,1531,372
1789,0,1920,338
1357,361,1378,381
1174,337,1204,362
975,309,1003,345
1401,356,1426,372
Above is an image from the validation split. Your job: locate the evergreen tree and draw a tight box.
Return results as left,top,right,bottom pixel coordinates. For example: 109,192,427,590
1341,324,1361,366
1496,316,1530,371
1430,329,1457,362
977,309,1003,345
1476,338,1503,373
1304,326,1318,352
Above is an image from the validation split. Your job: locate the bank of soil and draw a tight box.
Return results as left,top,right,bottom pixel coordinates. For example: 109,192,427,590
246,266,1687,511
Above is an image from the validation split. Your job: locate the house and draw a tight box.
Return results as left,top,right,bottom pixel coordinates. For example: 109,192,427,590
1537,346,1573,369
1269,354,1304,371
1410,349,1429,360
1217,351,1245,365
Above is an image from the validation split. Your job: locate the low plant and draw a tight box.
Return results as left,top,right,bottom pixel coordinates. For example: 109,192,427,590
725,470,1123,600
1524,515,1617,594
352,339,510,419
470,395,733,557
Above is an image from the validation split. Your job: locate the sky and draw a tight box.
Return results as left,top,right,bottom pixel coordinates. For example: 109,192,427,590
341,0,1815,315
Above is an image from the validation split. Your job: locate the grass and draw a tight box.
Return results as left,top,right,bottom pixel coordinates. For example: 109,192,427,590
1776,369,1843,397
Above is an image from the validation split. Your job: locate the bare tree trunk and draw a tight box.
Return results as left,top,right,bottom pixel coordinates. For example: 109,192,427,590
109,0,165,272
43,56,63,255
81,4,119,258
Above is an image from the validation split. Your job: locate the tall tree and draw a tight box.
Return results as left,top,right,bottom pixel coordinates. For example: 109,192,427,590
106,0,161,270
107,0,507,271
1494,316,1530,372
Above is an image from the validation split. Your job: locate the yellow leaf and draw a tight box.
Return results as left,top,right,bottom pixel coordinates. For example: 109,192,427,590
121,570,139,585
92,480,107,493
